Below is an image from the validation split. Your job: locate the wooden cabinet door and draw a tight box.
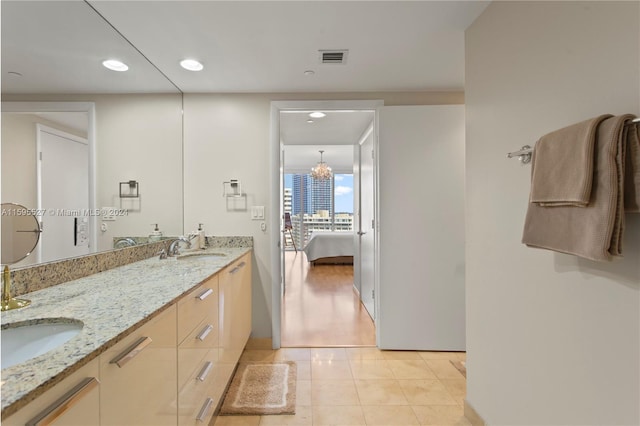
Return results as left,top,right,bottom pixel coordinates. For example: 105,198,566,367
3,359,100,426
99,304,177,426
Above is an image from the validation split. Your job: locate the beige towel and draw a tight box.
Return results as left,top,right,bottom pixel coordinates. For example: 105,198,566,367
522,115,637,261
624,122,640,212
530,114,611,206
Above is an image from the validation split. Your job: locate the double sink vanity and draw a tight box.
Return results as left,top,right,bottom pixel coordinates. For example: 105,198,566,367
1,244,252,425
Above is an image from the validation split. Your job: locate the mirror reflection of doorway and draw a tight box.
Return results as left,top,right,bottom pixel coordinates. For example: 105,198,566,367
279,109,376,347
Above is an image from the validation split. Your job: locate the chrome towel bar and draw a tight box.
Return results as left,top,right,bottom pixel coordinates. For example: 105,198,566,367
507,117,640,164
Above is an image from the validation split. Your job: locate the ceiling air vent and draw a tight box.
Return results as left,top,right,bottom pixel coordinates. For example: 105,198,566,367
319,50,348,65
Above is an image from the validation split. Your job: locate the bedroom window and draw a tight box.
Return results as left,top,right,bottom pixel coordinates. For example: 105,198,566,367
285,173,353,248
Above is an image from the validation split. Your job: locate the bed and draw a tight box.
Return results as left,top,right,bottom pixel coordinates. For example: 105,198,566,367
303,231,354,265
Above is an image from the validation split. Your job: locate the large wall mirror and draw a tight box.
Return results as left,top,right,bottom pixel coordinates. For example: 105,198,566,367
1,1,184,267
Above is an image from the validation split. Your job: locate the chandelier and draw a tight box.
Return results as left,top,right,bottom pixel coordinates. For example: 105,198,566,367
311,150,332,180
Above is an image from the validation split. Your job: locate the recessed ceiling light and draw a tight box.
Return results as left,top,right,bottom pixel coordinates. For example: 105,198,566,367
180,59,204,71
306,119,314,123
304,70,315,76
309,112,326,118
102,59,129,72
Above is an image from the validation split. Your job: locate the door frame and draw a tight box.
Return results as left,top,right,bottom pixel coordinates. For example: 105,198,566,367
2,101,97,252
269,100,383,349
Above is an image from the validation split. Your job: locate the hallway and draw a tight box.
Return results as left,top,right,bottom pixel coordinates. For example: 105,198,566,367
281,251,376,347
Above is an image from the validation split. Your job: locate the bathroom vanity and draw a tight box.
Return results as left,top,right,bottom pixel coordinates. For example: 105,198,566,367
1,247,252,426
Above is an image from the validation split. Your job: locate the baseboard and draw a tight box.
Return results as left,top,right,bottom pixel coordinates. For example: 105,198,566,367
353,284,360,297
464,400,486,426
245,337,273,349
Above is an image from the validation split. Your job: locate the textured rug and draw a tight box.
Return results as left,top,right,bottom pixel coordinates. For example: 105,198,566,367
220,361,297,415
450,359,466,378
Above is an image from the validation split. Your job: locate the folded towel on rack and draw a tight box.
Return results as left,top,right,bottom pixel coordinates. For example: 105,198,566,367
624,122,640,212
529,114,611,206
522,114,638,261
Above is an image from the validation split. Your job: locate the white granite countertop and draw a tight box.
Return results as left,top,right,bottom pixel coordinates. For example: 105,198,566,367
0,247,251,416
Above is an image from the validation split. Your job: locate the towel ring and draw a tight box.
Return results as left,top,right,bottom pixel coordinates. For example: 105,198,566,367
506,145,532,164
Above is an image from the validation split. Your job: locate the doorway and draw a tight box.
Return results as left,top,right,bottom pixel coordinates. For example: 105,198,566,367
270,100,382,349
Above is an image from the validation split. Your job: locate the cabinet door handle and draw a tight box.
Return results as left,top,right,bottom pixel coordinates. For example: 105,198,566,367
229,266,239,274
197,288,213,300
196,361,213,382
196,324,214,341
196,397,214,422
110,336,152,368
26,377,99,426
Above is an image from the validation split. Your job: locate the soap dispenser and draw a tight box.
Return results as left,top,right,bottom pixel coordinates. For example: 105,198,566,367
197,223,206,249
149,223,163,242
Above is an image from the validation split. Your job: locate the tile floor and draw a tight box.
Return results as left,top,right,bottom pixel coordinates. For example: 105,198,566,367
214,347,469,426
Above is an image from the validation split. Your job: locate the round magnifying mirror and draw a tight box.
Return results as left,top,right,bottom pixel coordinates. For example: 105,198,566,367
1,203,41,265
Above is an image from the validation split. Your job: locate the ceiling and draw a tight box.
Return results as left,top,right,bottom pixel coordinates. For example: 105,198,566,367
2,1,489,173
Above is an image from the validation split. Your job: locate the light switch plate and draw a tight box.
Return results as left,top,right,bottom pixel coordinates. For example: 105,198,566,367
251,206,265,220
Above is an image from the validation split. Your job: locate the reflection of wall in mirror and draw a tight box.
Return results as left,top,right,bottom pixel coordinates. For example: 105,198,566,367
1,94,184,264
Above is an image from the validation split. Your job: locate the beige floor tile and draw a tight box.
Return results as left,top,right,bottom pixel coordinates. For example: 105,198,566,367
312,380,360,405
455,352,466,361
296,361,312,381
240,350,276,362
349,359,395,380
214,415,261,425
439,378,466,398
245,338,273,350
424,360,465,379
418,351,462,360
354,379,409,405
381,350,422,360
362,405,420,425
311,360,353,380
387,360,437,380
296,380,312,406
257,405,312,425
274,348,312,361
345,347,386,360
312,405,366,425
311,348,349,360
398,380,458,405
411,405,471,425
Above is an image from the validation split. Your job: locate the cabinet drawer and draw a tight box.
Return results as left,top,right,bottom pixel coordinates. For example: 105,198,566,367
100,304,177,426
3,359,100,426
177,348,218,426
177,276,218,345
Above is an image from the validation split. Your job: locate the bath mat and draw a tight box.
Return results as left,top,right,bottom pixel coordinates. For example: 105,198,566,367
450,359,466,378
219,361,297,415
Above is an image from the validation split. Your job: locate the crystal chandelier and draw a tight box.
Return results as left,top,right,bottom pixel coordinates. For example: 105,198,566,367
311,150,332,180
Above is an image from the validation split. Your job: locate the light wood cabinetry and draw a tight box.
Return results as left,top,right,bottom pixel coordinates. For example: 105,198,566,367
177,276,219,426
217,252,252,390
3,359,100,426
99,304,177,426
4,251,252,426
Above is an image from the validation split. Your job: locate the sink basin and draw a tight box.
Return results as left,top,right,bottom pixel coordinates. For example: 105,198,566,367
177,252,226,260
1,319,83,370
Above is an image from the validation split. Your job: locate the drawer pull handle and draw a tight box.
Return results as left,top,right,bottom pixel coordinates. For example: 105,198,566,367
237,261,246,269
110,336,152,368
197,288,213,300
196,361,213,382
196,324,214,341
229,266,239,274
196,397,214,422
26,377,99,426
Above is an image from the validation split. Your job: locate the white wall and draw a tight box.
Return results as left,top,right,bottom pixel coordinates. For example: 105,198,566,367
465,2,639,424
378,105,466,350
94,94,183,251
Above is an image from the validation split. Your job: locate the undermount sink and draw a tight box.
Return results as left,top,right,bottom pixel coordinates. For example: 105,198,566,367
1,319,84,370
176,252,226,260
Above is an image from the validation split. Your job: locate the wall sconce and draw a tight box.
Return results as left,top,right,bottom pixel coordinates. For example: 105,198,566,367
119,180,139,198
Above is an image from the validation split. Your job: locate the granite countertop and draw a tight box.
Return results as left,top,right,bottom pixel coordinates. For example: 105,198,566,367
0,247,251,416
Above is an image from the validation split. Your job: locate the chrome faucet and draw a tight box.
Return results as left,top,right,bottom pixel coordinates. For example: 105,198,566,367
168,236,193,256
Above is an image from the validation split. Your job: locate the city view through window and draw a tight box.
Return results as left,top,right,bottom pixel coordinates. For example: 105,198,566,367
284,173,354,248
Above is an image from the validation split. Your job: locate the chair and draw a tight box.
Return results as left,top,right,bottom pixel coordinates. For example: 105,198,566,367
283,212,297,252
